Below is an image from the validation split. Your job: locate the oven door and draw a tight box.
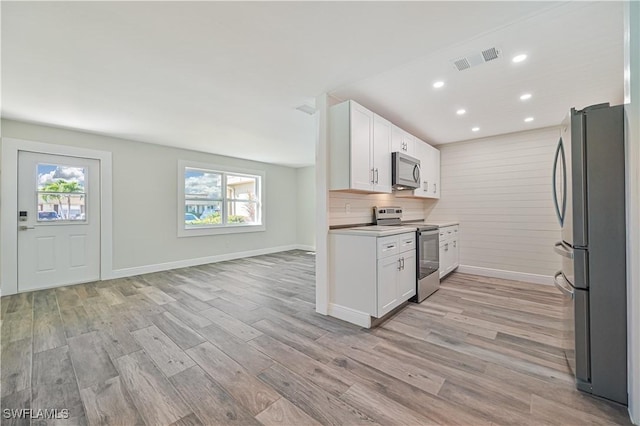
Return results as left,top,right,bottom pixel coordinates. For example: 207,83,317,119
415,229,439,302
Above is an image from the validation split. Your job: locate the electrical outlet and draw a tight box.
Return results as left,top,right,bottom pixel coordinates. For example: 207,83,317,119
345,203,351,214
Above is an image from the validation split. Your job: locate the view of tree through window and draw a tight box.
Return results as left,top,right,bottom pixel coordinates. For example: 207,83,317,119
37,164,86,221
184,167,260,227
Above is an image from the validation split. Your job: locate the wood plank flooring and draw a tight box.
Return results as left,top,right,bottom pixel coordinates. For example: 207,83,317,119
0,250,631,425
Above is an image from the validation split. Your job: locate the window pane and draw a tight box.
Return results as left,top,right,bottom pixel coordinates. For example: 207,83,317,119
226,175,257,201
37,164,86,221
227,201,259,225
185,169,222,199
184,201,222,225
37,193,86,221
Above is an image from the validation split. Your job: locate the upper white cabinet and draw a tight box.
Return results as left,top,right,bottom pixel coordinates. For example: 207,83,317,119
397,138,441,199
329,100,391,193
391,125,415,157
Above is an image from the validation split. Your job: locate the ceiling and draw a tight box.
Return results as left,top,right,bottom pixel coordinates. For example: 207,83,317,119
1,2,624,167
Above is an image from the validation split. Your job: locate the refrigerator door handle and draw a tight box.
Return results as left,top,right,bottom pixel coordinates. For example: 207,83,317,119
554,241,574,259
554,271,574,297
552,137,567,226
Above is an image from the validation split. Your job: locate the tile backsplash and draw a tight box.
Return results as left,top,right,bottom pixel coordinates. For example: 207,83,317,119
329,191,428,227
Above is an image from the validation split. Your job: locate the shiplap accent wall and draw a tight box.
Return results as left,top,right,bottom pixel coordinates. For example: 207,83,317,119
329,191,426,227
425,127,562,279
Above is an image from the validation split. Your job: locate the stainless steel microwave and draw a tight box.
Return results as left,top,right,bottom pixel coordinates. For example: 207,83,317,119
392,152,420,190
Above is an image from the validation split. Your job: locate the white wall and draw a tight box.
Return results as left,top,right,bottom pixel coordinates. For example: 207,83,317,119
624,0,639,422
425,127,562,281
1,119,298,276
296,166,316,249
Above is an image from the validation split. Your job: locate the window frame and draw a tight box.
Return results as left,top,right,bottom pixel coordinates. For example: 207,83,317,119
178,160,265,237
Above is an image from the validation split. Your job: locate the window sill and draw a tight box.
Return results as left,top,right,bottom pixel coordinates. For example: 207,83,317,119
177,224,266,237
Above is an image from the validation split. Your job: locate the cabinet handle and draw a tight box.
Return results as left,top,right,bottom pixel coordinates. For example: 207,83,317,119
434,183,437,193
401,257,405,270
454,241,457,248
445,243,449,251
386,244,396,249
398,258,402,271
375,168,379,184
370,168,375,184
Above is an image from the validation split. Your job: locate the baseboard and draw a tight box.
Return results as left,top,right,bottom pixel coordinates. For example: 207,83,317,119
109,244,304,279
327,303,371,328
295,244,316,252
456,265,554,286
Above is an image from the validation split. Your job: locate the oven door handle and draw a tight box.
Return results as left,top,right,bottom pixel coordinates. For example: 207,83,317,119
419,229,439,237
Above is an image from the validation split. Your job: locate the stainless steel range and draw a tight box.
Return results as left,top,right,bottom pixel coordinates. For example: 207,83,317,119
373,207,440,302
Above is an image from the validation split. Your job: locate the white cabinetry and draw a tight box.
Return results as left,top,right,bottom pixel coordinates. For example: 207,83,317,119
397,139,440,199
329,231,416,326
376,233,416,317
439,225,459,278
329,100,391,193
391,125,415,157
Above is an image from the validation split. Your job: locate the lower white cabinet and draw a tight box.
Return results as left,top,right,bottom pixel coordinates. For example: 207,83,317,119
377,245,416,317
329,231,416,325
439,225,459,278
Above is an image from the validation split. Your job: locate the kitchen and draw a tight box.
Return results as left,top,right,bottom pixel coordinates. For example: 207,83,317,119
2,3,635,423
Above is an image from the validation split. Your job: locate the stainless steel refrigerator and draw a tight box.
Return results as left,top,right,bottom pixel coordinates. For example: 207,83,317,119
552,103,627,405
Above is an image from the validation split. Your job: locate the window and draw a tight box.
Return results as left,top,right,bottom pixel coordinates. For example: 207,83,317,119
178,160,264,236
36,164,87,222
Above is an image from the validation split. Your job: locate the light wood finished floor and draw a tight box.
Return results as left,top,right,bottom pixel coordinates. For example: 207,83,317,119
1,250,631,425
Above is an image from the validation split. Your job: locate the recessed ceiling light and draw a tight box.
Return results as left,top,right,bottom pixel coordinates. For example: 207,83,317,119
472,127,480,132
524,117,534,122
512,54,527,63
433,81,445,89
520,93,532,101
456,109,466,115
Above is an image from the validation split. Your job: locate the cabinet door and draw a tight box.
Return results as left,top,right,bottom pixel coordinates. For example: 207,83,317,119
377,256,399,317
350,102,374,191
391,125,405,153
404,133,416,157
372,115,392,193
391,125,414,156
398,251,417,300
419,141,433,198
452,238,459,269
432,148,441,198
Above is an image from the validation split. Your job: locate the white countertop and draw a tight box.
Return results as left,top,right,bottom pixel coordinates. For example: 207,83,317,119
329,225,417,237
421,221,459,228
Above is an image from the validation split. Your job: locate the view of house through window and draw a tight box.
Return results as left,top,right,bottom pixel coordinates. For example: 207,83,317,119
36,164,87,222
184,167,261,227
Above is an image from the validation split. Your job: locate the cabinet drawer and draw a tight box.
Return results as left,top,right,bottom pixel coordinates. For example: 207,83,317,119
399,234,416,253
439,225,458,242
378,235,399,259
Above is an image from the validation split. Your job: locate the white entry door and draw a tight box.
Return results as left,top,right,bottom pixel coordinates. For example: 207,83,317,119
18,151,100,292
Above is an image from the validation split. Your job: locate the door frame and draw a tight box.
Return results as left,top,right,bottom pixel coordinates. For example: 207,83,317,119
1,138,113,296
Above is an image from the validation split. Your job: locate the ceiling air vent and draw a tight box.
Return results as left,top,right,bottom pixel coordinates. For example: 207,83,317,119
482,47,500,62
451,47,502,71
453,58,470,71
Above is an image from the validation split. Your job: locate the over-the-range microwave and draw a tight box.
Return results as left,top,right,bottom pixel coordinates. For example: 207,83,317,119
392,152,420,190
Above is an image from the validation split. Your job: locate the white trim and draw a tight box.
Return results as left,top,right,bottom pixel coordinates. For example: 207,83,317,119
1,138,114,295
315,93,330,315
327,303,371,328
110,244,302,279
295,244,316,252
456,265,554,286
177,159,266,237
